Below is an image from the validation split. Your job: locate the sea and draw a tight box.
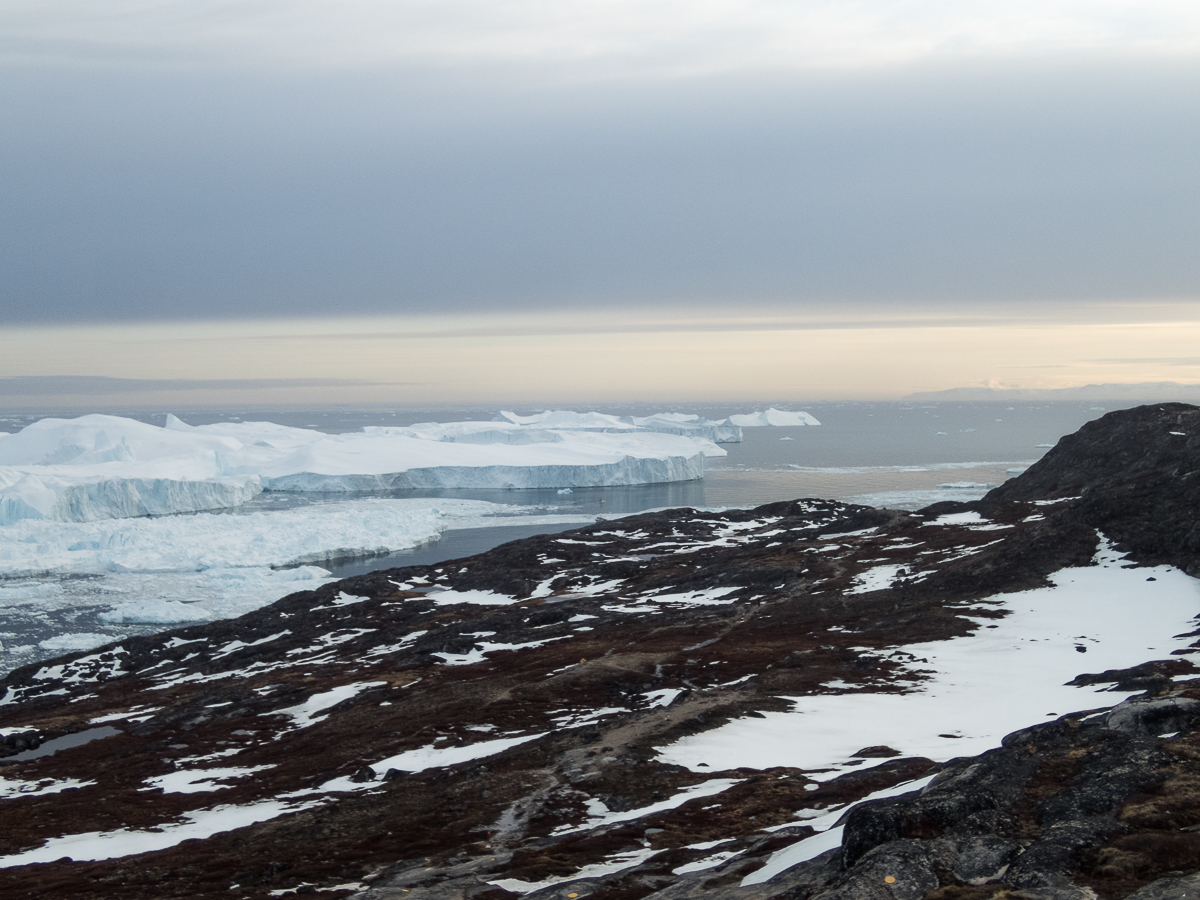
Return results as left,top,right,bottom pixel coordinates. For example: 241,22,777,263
0,400,1122,674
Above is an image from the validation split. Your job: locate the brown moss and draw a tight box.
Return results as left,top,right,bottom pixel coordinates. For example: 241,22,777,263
1119,774,1200,830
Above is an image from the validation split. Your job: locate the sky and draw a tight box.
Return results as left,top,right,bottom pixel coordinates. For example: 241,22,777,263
2,1,1199,406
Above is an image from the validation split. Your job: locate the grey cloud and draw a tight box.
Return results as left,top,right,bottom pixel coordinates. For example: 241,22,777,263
1,58,1198,325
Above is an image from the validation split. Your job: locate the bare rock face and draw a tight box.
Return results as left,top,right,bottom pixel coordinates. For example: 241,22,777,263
2,404,1200,900
833,693,1200,898
985,402,1200,574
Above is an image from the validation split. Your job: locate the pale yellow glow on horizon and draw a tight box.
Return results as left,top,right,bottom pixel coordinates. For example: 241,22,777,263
3,303,1200,408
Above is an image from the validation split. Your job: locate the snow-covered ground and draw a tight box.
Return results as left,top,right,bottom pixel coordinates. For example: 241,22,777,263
658,540,1200,776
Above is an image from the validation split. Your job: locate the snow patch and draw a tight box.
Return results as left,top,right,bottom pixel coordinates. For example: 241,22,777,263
370,732,546,776
660,543,1200,777
273,681,387,729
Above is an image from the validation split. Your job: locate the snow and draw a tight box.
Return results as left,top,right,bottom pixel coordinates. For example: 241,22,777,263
673,850,740,875
0,776,94,799
556,778,742,835
274,681,387,729
369,732,545,775
434,636,569,666
929,511,987,525
744,774,939,885
659,539,1200,777
846,564,905,595
212,631,290,659
0,413,722,526
644,688,685,707
311,591,369,610
492,848,660,893
144,765,274,794
642,587,741,607
0,797,322,868
430,589,521,607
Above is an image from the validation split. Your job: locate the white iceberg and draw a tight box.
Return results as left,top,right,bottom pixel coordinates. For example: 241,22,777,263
0,498,531,577
38,633,116,652
98,600,213,625
723,408,821,427
494,410,743,443
0,414,723,525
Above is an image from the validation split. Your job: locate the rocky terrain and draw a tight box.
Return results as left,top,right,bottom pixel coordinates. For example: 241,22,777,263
2,403,1200,900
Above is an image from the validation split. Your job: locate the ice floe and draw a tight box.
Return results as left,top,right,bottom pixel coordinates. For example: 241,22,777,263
98,599,212,624
36,633,115,652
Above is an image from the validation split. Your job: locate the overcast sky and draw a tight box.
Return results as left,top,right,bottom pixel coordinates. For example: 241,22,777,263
2,2,1199,402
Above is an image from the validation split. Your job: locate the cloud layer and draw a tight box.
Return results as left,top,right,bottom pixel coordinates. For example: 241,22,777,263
3,55,1198,325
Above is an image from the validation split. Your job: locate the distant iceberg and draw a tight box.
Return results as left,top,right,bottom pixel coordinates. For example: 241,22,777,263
494,410,743,443
724,408,821,427
495,407,821,436
0,414,723,525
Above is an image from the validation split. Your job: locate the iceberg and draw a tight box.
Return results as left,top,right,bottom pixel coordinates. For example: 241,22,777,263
38,633,116,652
724,408,821,427
0,472,261,525
495,410,743,443
0,414,721,525
0,407,818,528
97,600,213,625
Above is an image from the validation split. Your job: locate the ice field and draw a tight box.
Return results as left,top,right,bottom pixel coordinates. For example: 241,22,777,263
0,409,827,672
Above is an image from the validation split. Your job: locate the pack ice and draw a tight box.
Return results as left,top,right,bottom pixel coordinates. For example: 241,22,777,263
0,414,730,525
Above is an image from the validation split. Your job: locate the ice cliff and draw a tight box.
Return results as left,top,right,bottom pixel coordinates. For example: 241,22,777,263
0,408,818,525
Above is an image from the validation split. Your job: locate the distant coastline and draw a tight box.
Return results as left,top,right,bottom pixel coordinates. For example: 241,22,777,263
905,381,1200,402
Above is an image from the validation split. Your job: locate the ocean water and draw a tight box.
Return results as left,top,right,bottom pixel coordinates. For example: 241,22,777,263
0,400,1121,672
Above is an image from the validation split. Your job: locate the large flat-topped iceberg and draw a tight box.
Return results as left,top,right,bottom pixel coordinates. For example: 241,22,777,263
249,429,712,492
494,410,744,442
725,408,821,427
494,408,821,436
0,414,722,524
